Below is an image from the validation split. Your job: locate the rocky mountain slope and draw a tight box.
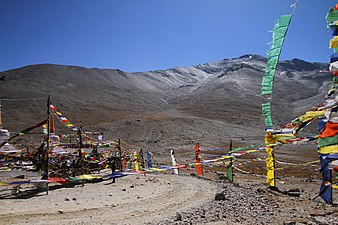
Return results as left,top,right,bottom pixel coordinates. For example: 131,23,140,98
0,54,330,150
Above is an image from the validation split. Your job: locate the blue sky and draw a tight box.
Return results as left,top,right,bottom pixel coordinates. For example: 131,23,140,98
0,0,336,72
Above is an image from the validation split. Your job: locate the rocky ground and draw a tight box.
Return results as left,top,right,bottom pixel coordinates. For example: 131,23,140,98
159,175,338,225
157,144,338,225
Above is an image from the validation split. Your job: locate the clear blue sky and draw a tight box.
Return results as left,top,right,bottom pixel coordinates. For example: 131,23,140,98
0,0,336,72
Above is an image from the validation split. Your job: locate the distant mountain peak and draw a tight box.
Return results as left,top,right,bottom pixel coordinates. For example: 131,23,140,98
238,54,267,61
279,58,324,71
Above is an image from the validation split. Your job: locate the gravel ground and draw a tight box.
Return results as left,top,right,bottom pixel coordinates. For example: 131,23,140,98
159,174,338,225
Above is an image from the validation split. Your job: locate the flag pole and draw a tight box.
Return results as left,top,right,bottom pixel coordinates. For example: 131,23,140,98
0,99,3,129
78,124,83,174
118,138,122,171
45,95,51,194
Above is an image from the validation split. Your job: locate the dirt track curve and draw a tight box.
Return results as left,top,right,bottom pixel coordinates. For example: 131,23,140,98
0,173,217,225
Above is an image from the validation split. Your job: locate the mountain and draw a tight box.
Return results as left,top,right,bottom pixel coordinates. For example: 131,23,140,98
0,54,331,150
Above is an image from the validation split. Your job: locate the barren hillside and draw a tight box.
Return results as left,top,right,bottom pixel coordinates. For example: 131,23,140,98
0,54,330,150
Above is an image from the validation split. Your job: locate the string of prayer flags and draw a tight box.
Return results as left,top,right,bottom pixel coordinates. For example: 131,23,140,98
49,104,77,131
0,120,47,148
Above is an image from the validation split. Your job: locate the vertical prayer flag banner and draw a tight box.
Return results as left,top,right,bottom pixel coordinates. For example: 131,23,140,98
50,114,55,133
170,149,179,175
147,150,152,168
316,4,338,204
226,160,234,183
139,149,145,169
261,14,292,96
134,151,139,171
262,102,273,128
227,140,234,183
265,147,275,186
261,12,293,188
194,143,203,175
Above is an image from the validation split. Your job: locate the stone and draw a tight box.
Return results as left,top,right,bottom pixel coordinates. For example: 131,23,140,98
256,188,265,193
312,217,329,225
174,212,182,221
215,193,226,201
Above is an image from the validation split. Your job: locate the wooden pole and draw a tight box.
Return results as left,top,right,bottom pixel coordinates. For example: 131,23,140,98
0,99,3,129
45,95,51,194
118,138,122,171
272,148,276,187
78,125,83,174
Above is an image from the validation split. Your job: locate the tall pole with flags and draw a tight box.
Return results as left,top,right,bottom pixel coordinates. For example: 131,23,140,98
0,99,3,129
45,95,51,194
117,138,122,171
77,124,83,174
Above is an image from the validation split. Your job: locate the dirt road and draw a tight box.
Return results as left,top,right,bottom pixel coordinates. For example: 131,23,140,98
0,173,217,225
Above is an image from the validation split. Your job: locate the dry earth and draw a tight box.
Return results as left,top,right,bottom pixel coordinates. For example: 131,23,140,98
1,143,338,225
0,173,217,225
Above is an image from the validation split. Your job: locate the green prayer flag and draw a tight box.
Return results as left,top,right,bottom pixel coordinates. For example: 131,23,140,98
261,74,274,95
318,135,338,147
333,76,338,84
276,15,293,27
262,14,292,97
273,27,289,40
262,102,273,127
268,47,282,58
271,37,285,49
266,57,278,69
264,68,277,77
326,7,338,25
226,163,233,183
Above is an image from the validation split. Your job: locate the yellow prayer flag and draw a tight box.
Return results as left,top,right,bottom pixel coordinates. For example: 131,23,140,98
330,36,338,48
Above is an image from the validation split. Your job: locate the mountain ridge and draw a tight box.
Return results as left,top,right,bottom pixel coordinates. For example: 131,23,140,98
0,54,331,150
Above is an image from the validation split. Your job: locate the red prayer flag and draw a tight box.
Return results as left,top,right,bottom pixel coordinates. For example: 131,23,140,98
195,143,203,175
319,122,338,138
